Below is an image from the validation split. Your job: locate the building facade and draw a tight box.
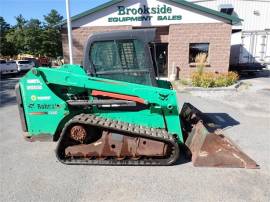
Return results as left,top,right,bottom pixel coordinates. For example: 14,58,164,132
190,0,270,67
61,0,240,79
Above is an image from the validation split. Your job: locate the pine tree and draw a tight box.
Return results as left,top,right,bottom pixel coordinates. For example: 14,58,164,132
42,9,63,57
1,10,64,58
0,16,16,56
5,14,27,54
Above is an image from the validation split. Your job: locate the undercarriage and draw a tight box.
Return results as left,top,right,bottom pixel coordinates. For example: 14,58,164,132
56,114,179,165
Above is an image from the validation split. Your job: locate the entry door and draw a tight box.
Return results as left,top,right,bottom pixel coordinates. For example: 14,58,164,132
150,43,168,77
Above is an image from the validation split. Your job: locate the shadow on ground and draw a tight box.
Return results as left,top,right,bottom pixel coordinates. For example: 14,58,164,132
239,69,270,80
204,113,240,129
0,74,22,107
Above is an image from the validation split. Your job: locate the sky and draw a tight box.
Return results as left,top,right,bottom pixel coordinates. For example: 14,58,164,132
0,0,111,25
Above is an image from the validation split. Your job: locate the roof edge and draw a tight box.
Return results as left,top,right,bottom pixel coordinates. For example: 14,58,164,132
57,0,124,26
170,0,242,25
58,0,242,27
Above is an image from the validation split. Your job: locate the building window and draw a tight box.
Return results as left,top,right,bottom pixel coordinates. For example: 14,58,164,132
189,43,209,64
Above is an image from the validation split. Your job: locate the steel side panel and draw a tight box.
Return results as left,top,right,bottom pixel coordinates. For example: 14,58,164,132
18,65,184,142
19,71,68,136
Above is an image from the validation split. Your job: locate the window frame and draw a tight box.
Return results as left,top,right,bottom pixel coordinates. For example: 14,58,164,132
82,29,158,86
188,43,210,67
89,39,150,74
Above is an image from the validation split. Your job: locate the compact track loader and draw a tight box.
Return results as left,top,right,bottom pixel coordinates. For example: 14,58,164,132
16,29,258,168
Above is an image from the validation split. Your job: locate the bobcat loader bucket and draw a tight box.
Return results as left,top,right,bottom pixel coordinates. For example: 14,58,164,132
180,103,259,169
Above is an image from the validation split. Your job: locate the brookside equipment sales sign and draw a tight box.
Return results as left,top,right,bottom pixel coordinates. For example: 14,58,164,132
108,5,182,22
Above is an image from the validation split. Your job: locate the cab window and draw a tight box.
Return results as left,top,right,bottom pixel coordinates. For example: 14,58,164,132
89,39,152,85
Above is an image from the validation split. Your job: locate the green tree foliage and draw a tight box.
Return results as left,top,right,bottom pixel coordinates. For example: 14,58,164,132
6,15,27,54
44,9,63,27
24,19,43,55
0,16,16,56
15,14,27,30
1,10,63,58
42,9,63,57
0,16,10,31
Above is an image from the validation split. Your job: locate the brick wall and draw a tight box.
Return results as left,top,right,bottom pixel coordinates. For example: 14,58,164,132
62,26,132,64
168,23,232,79
155,26,169,43
62,23,232,79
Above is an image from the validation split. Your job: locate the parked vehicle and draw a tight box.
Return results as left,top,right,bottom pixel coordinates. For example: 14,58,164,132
37,56,51,67
230,30,269,75
0,59,18,75
16,60,35,72
17,54,52,68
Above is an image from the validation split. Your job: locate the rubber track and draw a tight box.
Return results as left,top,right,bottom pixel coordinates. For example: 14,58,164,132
56,113,180,166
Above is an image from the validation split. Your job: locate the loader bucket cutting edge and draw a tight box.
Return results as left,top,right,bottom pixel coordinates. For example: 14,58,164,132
180,103,259,169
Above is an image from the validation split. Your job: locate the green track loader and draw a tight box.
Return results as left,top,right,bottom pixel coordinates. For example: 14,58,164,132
16,29,258,168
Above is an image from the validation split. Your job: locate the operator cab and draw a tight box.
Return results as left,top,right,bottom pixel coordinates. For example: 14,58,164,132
83,29,157,86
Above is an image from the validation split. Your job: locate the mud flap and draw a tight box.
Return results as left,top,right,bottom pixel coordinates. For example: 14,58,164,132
180,103,259,169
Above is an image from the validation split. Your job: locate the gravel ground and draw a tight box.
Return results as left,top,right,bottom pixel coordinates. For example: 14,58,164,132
0,73,269,202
